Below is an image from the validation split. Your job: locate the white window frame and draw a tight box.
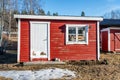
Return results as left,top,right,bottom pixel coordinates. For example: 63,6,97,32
66,24,89,44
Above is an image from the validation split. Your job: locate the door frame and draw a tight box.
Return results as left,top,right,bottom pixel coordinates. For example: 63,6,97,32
30,21,50,61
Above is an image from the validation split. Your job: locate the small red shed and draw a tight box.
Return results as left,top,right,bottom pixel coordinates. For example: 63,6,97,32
14,15,103,62
101,27,120,52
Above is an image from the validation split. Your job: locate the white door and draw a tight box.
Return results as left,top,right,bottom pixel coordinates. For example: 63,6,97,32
30,22,49,60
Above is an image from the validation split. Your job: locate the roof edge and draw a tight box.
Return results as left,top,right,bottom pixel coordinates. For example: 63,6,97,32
14,14,103,21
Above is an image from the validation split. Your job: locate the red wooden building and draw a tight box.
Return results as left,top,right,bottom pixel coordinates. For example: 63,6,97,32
100,19,120,52
14,15,103,62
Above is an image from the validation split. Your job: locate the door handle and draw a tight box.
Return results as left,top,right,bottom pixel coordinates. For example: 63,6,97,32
43,39,47,41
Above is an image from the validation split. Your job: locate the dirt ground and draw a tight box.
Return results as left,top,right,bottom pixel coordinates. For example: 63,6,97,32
0,51,120,80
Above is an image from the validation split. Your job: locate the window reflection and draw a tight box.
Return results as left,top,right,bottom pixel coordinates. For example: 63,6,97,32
69,35,76,41
68,27,76,41
69,27,76,34
78,27,86,41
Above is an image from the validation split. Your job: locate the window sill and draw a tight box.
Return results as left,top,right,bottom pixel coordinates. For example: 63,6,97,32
66,42,88,45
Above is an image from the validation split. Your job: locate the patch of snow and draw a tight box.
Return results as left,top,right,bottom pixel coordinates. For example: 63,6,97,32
0,68,76,80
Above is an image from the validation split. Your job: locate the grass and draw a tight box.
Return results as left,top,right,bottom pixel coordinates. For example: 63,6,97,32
0,51,120,80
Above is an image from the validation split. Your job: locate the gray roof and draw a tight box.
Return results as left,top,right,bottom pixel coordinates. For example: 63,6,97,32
100,19,120,26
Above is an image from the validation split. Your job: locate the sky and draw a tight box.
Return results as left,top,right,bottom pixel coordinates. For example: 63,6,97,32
42,0,120,16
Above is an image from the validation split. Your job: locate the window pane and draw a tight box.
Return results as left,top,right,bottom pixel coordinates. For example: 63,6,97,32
78,27,86,41
78,27,85,34
68,27,76,34
78,35,85,41
69,34,76,41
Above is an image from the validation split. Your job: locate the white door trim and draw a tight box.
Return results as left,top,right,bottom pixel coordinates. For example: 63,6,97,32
30,21,50,61
115,33,120,34
17,19,21,62
108,28,110,51
97,21,100,60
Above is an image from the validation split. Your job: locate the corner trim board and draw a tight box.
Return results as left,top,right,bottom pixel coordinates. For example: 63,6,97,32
17,19,20,62
108,28,110,51
97,21,100,60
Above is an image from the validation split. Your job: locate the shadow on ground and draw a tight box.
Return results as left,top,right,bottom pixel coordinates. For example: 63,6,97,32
0,50,17,64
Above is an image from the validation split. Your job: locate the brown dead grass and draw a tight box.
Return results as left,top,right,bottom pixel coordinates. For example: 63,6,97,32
0,76,12,80
0,53,120,80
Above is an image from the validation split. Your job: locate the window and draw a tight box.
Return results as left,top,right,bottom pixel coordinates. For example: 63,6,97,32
66,24,88,44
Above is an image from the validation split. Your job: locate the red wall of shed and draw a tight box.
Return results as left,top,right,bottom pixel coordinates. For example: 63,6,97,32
20,20,30,62
19,19,98,62
110,29,120,52
50,20,97,60
101,31,108,51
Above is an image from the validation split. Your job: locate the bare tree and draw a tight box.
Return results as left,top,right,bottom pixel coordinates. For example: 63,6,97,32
104,10,120,19
0,0,43,32
0,0,44,51
22,0,42,15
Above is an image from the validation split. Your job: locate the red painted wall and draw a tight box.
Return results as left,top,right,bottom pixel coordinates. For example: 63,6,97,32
20,19,98,62
50,20,97,60
20,20,30,62
101,29,120,52
110,29,120,52
101,31,108,51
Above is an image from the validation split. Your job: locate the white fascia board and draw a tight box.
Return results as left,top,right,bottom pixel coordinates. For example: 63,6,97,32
101,28,110,32
101,27,120,32
14,14,103,21
109,27,120,30
115,33,120,34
